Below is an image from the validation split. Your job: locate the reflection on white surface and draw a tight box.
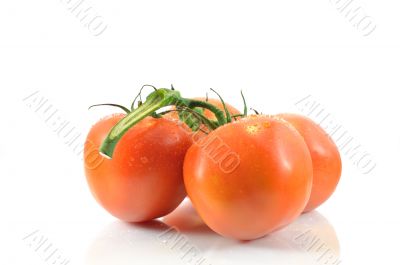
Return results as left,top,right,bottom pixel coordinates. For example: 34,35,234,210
86,200,340,265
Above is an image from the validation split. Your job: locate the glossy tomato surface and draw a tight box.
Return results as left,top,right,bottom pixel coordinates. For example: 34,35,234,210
183,115,313,240
84,114,192,222
276,113,342,212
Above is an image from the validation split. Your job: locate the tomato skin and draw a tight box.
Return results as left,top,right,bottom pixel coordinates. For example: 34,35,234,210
276,113,342,212
84,114,192,222
183,115,313,240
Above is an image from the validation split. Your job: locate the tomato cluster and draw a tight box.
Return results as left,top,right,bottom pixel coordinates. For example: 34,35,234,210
84,87,341,240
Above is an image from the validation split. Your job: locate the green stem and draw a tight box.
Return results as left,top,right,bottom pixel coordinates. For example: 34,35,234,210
100,89,181,157
99,88,227,158
240,90,248,117
210,88,231,123
187,100,227,125
89,103,131,114
176,106,218,131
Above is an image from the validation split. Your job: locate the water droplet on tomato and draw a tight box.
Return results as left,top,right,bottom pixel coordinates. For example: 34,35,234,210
140,157,149,164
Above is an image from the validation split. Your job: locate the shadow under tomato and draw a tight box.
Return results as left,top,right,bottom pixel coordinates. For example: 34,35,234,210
249,211,340,252
161,198,214,234
127,219,171,231
86,201,340,265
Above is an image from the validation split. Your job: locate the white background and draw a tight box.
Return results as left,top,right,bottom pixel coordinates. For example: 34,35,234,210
1,1,400,264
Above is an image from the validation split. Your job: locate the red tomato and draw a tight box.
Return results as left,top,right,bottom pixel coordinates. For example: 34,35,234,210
183,115,313,240
84,114,192,222
276,113,342,212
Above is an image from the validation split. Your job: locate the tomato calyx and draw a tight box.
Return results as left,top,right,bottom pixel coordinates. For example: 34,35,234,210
99,87,243,158
89,103,131,114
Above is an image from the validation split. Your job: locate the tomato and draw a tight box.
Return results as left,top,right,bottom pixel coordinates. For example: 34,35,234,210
183,115,313,240
84,114,192,222
276,113,342,212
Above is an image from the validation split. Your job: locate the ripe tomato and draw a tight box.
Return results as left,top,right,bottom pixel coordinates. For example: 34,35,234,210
276,113,342,212
84,114,192,222
183,115,313,240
